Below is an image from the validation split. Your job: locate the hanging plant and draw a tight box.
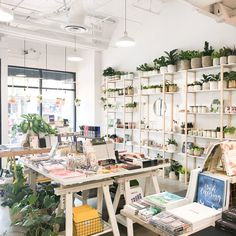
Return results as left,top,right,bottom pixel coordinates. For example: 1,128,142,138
8,96,17,104
36,95,43,104
74,98,81,107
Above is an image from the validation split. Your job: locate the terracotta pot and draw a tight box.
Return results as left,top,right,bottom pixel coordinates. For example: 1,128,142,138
202,56,212,67
191,57,202,69
180,60,190,70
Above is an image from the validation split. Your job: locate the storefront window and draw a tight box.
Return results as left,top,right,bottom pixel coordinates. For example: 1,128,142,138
8,66,76,144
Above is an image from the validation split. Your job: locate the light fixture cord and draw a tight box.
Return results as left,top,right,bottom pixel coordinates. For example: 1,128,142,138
46,44,48,70
74,34,77,52
124,0,127,33
24,40,26,77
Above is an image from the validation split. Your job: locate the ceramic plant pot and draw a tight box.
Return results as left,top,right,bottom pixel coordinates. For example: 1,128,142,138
209,81,218,90
191,57,202,69
202,56,212,67
228,55,236,64
202,82,210,90
169,171,177,180
167,144,177,152
180,60,190,70
160,66,168,74
213,58,220,66
220,56,228,65
167,64,177,73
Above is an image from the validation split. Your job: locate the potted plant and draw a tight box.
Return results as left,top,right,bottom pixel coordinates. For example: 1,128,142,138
127,86,134,96
168,83,178,92
148,85,157,94
136,63,154,76
127,72,135,80
153,56,168,74
178,167,189,183
215,127,221,139
178,50,191,70
193,146,203,156
125,102,137,112
193,81,202,91
217,72,228,89
201,74,210,90
74,98,81,106
226,71,236,88
224,126,236,139
114,71,122,80
201,41,214,67
169,160,182,180
208,74,219,90
187,83,194,92
228,46,236,64
211,50,220,66
103,67,115,79
190,50,202,69
164,49,178,73
141,85,149,95
167,138,178,152
219,47,232,65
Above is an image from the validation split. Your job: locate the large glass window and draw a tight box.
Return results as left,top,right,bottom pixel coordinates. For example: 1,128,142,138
8,66,76,144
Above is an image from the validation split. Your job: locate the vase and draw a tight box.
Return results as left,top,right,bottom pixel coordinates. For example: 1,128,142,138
167,64,177,73
160,66,168,74
228,55,236,64
209,81,218,90
213,58,220,66
180,60,190,70
191,57,202,69
220,56,228,65
202,56,212,67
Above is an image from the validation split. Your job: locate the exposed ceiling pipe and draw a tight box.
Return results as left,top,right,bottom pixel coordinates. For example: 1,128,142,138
0,25,107,51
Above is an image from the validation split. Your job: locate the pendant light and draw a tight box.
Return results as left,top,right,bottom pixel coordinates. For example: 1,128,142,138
116,0,136,47
67,34,83,62
0,0,14,22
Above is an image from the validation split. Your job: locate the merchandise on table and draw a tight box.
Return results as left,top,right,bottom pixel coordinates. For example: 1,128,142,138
222,207,236,223
138,206,161,222
51,169,86,178
124,199,151,215
215,219,236,234
144,191,188,210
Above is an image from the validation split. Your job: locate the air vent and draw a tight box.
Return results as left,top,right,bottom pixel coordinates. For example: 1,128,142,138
64,25,87,33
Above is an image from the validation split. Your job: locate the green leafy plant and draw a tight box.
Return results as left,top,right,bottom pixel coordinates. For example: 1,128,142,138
103,67,115,76
207,74,220,81
224,126,236,134
141,85,149,90
211,50,220,59
170,160,182,177
219,47,232,57
202,41,214,56
190,50,202,59
153,56,168,68
193,81,202,86
164,49,178,65
202,74,211,83
226,71,236,81
178,50,192,61
125,102,137,108
18,114,57,135
179,167,189,175
136,63,154,71
167,138,178,146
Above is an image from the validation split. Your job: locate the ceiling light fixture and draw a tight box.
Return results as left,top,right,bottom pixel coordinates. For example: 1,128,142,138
67,34,83,62
0,1,14,22
116,0,136,47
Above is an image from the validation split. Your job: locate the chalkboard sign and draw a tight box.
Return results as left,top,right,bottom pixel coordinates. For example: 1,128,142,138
196,173,225,210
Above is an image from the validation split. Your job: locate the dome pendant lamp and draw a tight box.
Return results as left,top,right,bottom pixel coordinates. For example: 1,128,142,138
116,0,136,47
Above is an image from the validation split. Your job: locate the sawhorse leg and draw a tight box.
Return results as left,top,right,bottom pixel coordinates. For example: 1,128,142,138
65,192,73,236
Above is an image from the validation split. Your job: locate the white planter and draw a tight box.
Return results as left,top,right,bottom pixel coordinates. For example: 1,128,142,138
213,58,220,66
209,81,218,90
143,71,149,77
217,132,221,139
192,106,198,113
167,64,177,73
207,130,212,138
142,89,149,95
228,55,236,64
160,66,168,74
197,106,202,113
201,106,207,113
194,85,202,91
148,71,154,76
127,73,134,80
138,71,143,77
148,88,156,94
203,130,207,137
211,131,217,138
188,86,194,92
220,56,228,65
167,144,177,153
179,173,185,183
156,88,161,93
152,70,158,75
218,80,227,90
140,124,145,129
169,171,177,180
202,82,210,90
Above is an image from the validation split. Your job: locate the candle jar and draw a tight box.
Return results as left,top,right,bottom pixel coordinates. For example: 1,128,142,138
193,106,198,113
198,106,202,113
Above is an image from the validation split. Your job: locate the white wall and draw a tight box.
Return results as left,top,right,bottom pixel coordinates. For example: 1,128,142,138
101,0,236,169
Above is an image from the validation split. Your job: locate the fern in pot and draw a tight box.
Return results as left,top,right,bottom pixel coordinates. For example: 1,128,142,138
167,138,178,152
228,46,236,64
164,49,178,73
190,50,202,69
212,50,220,66
201,41,214,67
153,56,168,74
178,50,191,70
224,126,236,140
169,160,182,180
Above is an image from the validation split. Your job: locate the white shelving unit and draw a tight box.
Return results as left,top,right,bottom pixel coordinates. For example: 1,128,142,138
103,64,236,184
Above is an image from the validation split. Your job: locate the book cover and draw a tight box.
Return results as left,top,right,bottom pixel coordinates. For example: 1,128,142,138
196,173,225,210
